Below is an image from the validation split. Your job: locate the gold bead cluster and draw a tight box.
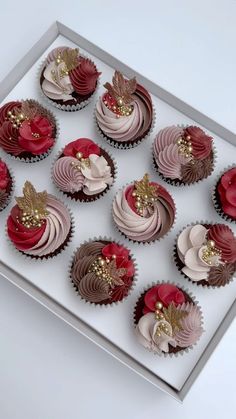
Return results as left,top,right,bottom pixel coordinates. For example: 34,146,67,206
103,96,133,118
89,255,117,285
16,208,47,229
154,301,172,337
176,135,193,159
202,240,221,265
70,152,90,171
132,189,157,216
7,110,25,129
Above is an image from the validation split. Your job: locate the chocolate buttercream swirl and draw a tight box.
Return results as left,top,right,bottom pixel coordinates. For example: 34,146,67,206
78,272,111,303
208,262,236,286
71,254,100,287
0,189,8,209
181,155,213,184
74,242,104,262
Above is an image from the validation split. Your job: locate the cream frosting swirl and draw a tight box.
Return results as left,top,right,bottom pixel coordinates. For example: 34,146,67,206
25,195,71,257
81,154,113,195
113,186,175,242
177,225,221,281
52,156,85,193
136,313,176,354
42,61,74,102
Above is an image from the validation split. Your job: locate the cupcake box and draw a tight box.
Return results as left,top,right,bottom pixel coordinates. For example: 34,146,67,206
0,24,236,401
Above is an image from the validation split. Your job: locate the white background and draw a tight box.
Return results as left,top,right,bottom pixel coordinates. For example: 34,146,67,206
0,1,236,418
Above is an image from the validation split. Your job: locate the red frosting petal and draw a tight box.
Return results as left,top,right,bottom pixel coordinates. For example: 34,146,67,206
7,206,46,251
226,184,236,206
222,202,236,218
18,116,54,155
208,224,236,263
221,168,236,189
157,284,185,306
63,138,100,158
144,285,160,311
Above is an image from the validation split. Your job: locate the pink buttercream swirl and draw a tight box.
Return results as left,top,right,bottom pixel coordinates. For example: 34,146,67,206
52,156,85,193
174,302,204,347
113,183,175,242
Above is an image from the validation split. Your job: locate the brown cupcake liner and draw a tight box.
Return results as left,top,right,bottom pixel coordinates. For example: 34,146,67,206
133,280,204,357
94,103,156,150
0,160,15,212
173,221,236,288
1,99,59,163
68,236,138,307
111,180,177,245
38,53,101,112
212,164,236,224
51,145,117,203
152,127,217,186
5,198,75,260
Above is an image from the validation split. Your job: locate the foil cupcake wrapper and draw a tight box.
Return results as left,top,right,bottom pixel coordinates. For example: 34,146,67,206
94,101,156,150
212,164,236,224
50,145,117,203
111,179,177,245
1,99,59,163
0,161,15,212
68,235,138,307
38,53,101,112
133,280,204,358
152,125,217,186
173,221,236,288
5,197,75,260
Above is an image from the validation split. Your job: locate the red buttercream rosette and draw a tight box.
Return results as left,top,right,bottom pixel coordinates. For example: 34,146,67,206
63,138,100,159
208,224,236,263
217,168,236,219
0,160,10,190
142,284,186,314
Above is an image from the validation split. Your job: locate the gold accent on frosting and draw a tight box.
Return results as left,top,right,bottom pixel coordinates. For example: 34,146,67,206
88,256,126,287
15,181,48,228
104,71,136,116
176,135,193,159
132,173,158,216
53,48,79,79
7,100,39,128
163,302,188,334
202,240,221,265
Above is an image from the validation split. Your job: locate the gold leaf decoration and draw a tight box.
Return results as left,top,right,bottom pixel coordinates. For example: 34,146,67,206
15,181,48,228
134,174,158,202
104,70,137,105
60,48,79,72
89,257,126,288
163,303,188,333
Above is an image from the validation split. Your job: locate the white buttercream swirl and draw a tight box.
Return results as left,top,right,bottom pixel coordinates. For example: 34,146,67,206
177,224,221,281
52,156,85,193
42,61,74,102
113,187,174,242
136,313,176,354
25,195,71,257
81,154,113,195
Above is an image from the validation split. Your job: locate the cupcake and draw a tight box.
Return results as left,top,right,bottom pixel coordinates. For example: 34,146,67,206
0,159,14,211
52,138,116,202
0,99,57,162
213,166,236,223
95,70,154,148
134,283,204,355
40,46,101,111
112,173,176,243
7,181,73,259
175,223,236,287
153,125,215,185
70,239,136,305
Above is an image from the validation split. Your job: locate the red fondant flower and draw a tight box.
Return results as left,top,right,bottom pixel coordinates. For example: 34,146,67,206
143,284,186,313
208,224,236,263
0,160,10,189
18,116,54,155
184,126,212,159
102,242,134,277
63,138,100,158
217,168,236,219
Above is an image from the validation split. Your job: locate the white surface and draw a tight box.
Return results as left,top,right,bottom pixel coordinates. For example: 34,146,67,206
0,1,236,417
1,32,236,391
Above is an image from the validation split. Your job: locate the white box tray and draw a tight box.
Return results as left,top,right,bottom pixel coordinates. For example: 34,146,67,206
0,22,235,402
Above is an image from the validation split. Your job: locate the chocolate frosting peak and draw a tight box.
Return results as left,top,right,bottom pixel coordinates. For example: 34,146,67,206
208,262,236,286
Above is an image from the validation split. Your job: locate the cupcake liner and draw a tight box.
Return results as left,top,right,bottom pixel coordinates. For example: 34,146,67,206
111,180,177,245
94,102,156,150
152,126,217,186
0,161,15,212
133,280,204,357
51,146,117,203
38,53,101,112
212,164,236,224
173,221,236,288
68,236,138,307
1,99,59,163
6,198,75,260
